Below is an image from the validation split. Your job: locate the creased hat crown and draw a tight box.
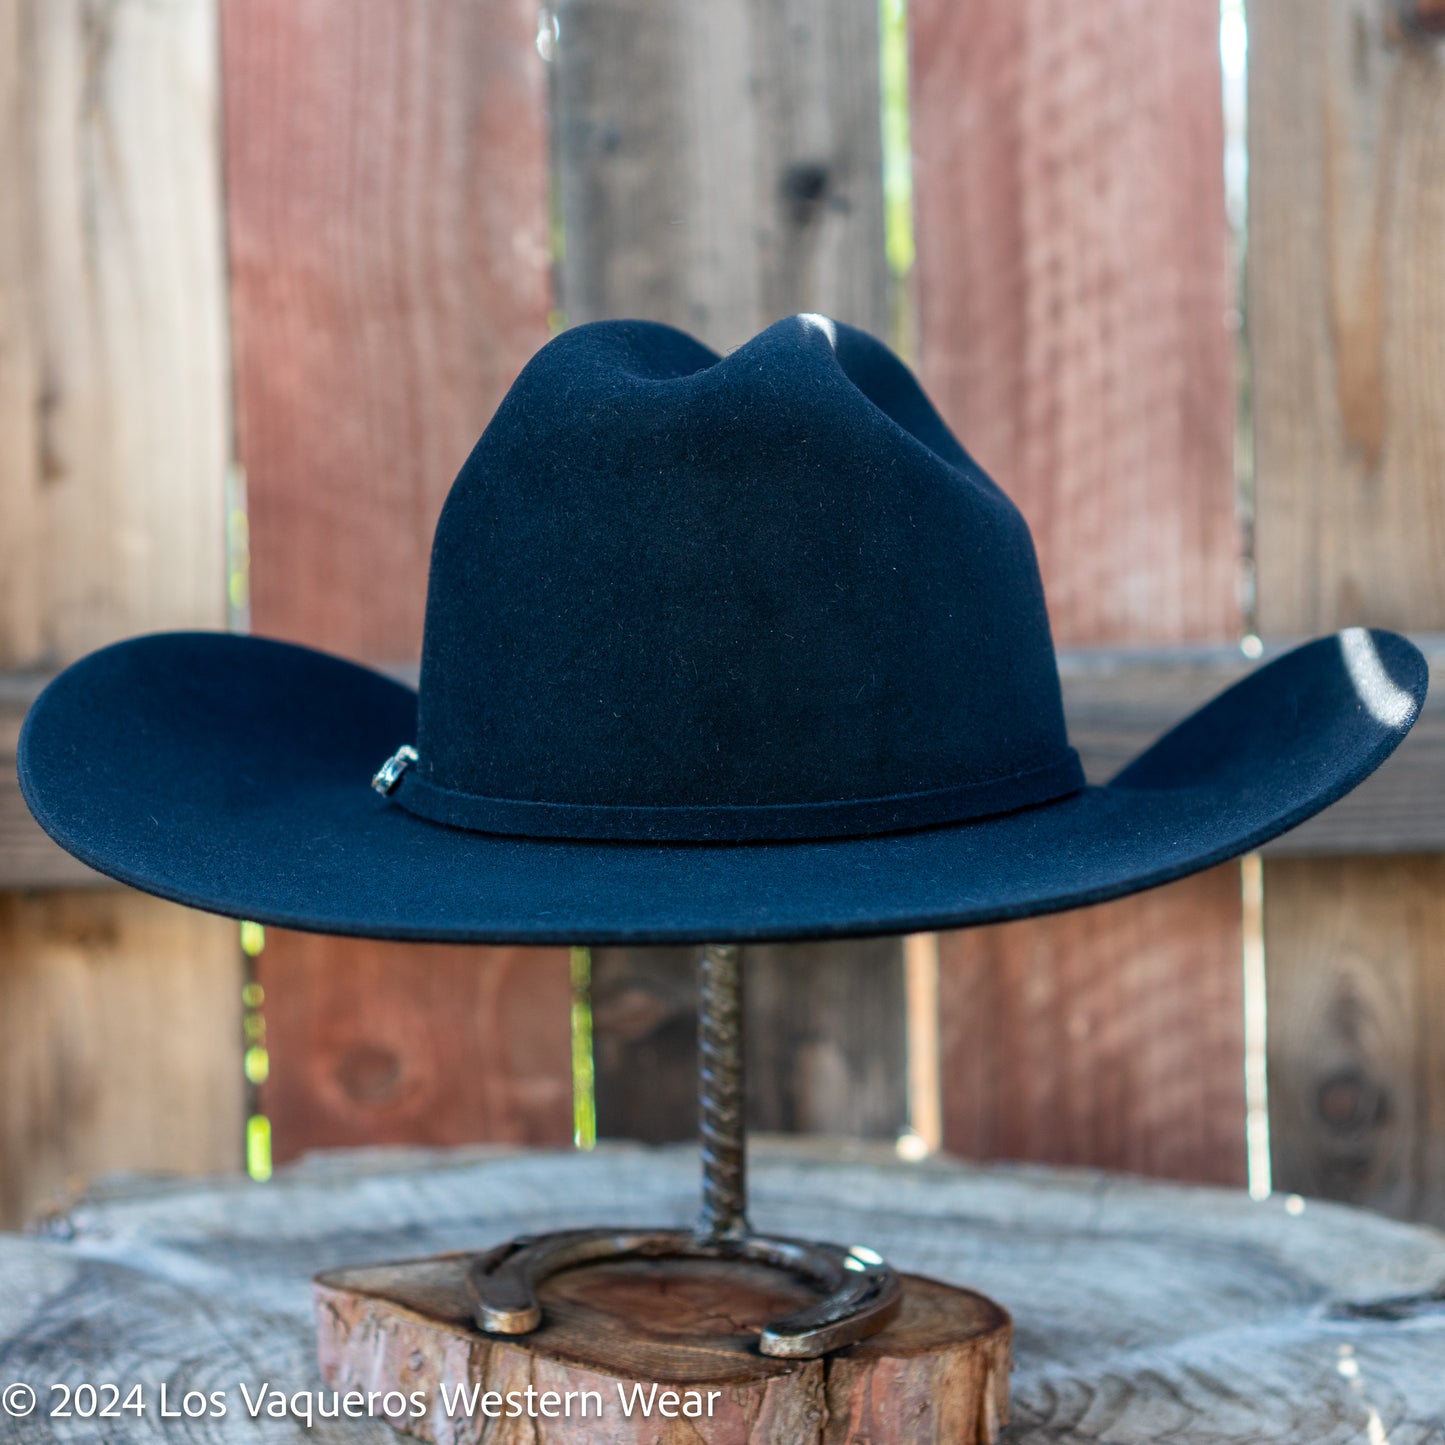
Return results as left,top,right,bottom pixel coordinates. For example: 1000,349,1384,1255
402,314,1081,841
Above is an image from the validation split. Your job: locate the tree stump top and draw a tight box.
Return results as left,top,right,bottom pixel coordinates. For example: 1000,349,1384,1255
5,1141,1445,1442
315,1252,1010,1443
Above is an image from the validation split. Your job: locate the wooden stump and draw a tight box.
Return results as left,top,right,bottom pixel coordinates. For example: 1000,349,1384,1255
315,1251,1010,1445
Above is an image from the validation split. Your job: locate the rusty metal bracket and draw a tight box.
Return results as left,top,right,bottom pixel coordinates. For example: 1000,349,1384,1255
467,942,903,1358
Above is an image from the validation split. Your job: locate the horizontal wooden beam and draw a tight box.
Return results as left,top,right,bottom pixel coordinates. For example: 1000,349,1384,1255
3,636,1440,890
1057,634,1445,856
0,671,101,889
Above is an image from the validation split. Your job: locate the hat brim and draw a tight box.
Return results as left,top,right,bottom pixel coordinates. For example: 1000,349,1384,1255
18,629,1425,944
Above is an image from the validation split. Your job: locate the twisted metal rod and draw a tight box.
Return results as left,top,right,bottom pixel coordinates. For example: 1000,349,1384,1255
695,942,748,1244
469,938,904,1355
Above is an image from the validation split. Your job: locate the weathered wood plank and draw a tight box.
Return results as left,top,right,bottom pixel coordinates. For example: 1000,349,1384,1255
0,0,240,1228
744,938,909,1138
1055,636,1445,856
592,941,911,1146
591,947,699,1144
1264,857,1445,1225
939,865,1246,1186
260,938,573,1165
552,0,890,352
554,0,906,1146
910,0,1237,646
0,0,231,669
1250,4,1445,636
0,892,242,1228
1250,0,1445,1225
220,0,570,1161
911,0,1245,1183
7,1144,1445,1443
223,0,553,662
0,670,99,888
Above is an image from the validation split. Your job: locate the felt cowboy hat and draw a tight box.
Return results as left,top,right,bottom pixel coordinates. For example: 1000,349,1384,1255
18,315,1426,945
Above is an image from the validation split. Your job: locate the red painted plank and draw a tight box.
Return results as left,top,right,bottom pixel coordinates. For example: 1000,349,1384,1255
224,0,552,661
222,0,571,1157
911,0,1237,647
939,868,1246,1185
259,938,573,1163
912,0,1246,1184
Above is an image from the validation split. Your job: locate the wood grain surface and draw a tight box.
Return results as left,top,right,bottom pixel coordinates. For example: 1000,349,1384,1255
1264,857,1445,1224
1052,637,1445,856
910,0,1246,1184
590,947,701,1144
592,941,909,1145
223,0,552,662
1250,2,1445,635
553,0,907,1149
0,0,240,1228
1250,0,1445,1226
0,892,242,1227
261,938,572,1165
316,1255,1009,1443
552,0,890,352
0,0,231,669
0,671,99,890
5,1144,1445,1443
938,866,1246,1185
220,0,570,1163
910,0,1237,646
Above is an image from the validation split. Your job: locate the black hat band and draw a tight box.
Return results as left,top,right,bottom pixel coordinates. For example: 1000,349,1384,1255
385,747,1085,843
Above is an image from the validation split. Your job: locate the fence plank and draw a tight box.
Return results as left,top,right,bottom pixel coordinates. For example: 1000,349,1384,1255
221,0,572,1160
1250,0,1445,1223
911,0,1238,647
912,0,1247,1183
553,0,891,351
0,0,241,1226
259,939,572,1164
0,1,232,668
553,0,907,1147
593,938,911,1145
1264,857,1445,1222
224,0,553,661
939,866,1246,1184
1053,637,1445,857
0,893,242,1226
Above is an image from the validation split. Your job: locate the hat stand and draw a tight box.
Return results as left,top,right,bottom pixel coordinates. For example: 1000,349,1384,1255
314,943,1012,1443
469,943,901,1356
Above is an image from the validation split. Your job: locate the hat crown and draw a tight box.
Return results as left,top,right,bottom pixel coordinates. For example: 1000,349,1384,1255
409,315,1079,841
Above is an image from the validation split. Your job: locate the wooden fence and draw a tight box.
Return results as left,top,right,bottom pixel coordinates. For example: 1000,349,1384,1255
1,0,1442,1231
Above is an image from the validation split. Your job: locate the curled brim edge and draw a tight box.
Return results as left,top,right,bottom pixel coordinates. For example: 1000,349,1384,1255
16,627,1427,944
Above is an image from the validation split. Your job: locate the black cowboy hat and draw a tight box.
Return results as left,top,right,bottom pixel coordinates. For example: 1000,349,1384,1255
18,315,1426,944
